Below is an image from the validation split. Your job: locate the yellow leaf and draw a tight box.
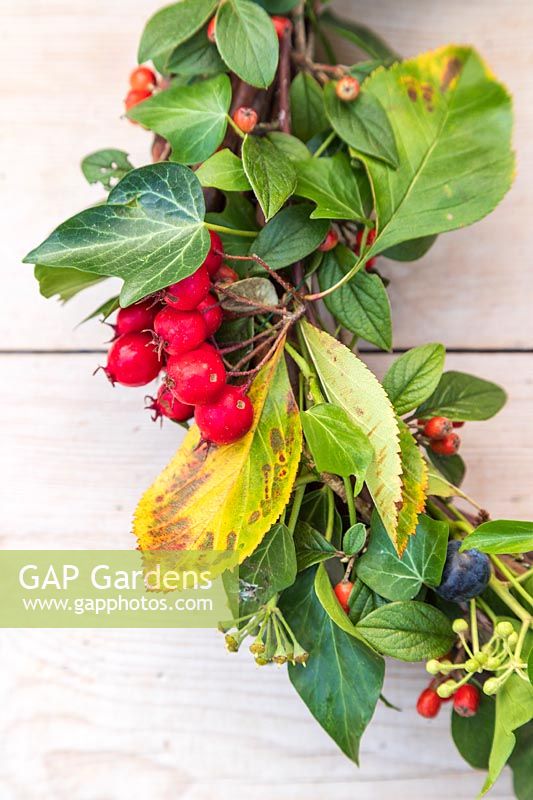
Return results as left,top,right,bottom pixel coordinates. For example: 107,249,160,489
133,338,302,564
396,420,428,555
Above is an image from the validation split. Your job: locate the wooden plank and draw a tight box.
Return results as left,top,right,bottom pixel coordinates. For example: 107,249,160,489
2,0,532,350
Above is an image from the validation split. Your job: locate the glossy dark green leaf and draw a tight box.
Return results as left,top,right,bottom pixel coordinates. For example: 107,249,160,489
427,449,466,487
254,0,299,11
299,489,343,548
24,164,209,307
251,204,328,268
81,149,133,191
382,235,438,262
383,343,446,416
34,265,107,303
138,0,218,63
290,73,329,142
301,403,374,479
239,523,296,614
343,524,367,556
242,134,297,220
165,28,226,75
452,690,495,769
206,193,259,257
461,520,533,555
417,371,507,421
216,0,278,89
295,153,372,221
320,10,399,62
356,600,454,661
196,149,251,192
294,521,337,571
280,567,384,763
510,722,533,800
127,75,231,165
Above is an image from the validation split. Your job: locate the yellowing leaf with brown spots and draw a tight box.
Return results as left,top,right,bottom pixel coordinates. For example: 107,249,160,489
396,420,428,555
133,338,302,564
301,322,403,550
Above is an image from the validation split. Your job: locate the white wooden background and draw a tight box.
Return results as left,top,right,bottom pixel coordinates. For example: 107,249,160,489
1,1,532,797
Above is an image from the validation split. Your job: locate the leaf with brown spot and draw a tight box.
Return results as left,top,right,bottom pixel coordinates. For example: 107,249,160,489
133,338,302,564
395,420,428,555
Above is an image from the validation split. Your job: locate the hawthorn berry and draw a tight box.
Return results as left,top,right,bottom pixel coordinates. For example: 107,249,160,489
105,332,161,387
336,75,360,102
206,16,216,43
453,684,480,718
318,229,339,252
153,307,207,356
147,385,193,423
333,580,353,613
453,421,465,428
115,300,157,336
195,385,254,445
213,264,239,284
436,540,491,603
423,416,453,440
232,106,258,134
164,264,211,311
416,687,441,718
430,432,461,456
204,231,224,276
271,15,292,40
129,66,156,92
197,293,223,337
166,343,226,405
124,88,152,112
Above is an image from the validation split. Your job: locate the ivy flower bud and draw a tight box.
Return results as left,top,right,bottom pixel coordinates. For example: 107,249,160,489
452,618,469,634
507,632,518,647
495,621,514,637
465,657,480,673
426,659,442,675
483,677,500,695
225,634,239,652
437,680,457,699
486,656,502,670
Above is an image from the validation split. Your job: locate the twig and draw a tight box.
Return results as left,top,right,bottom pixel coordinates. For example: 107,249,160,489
221,252,302,299
218,322,284,355
215,284,290,316
278,28,292,134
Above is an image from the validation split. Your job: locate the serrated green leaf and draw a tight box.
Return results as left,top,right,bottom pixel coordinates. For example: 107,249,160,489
294,521,337,571
383,344,446,416
242,134,297,220
290,72,329,142
81,149,133,191
461,520,533,555
395,420,428,553
138,0,218,63
251,204,328,268
127,74,231,165
196,149,251,192
417,370,507,421
295,153,372,221
165,28,226,75
301,403,373,480
216,0,278,89
34,265,107,303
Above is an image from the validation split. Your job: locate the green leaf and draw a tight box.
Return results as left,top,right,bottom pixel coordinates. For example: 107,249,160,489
280,567,384,763
295,153,372,221
320,10,399,62
81,149,133,191
314,563,366,638
348,578,388,625
34,265,107,303
343,524,367,556
24,164,210,307
289,73,329,142
427,448,466,487
383,344,446,416
215,0,278,89
251,204,328,268
196,149,251,192
239,522,296,613
451,691,496,770
417,371,507,421
362,47,514,258
510,722,533,800
426,464,472,505
79,295,120,325
165,28,226,76
219,277,278,313
461,520,533,555
319,246,392,351
206,193,259,256
266,132,311,162
138,0,218,63
254,0,299,12
294,521,337,571
301,403,373,480
382,234,438,262
529,652,533,687
356,600,454,661
395,419,428,552
299,488,343,546
357,511,449,601
242,135,297,221
127,75,231,165
301,321,403,548
323,82,398,167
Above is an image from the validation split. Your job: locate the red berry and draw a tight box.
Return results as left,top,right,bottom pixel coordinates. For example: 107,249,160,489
153,307,207,356
365,258,377,272
318,229,339,252
166,343,226,405
213,264,238,284
115,300,157,336
124,88,152,112
129,66,156,92
204,230,224,276
430,433,461,456
195,385,254,445
453,684,480,718
416,687,442,718
423,416,453,440
453,421,465,428
333,580,353,614
232,106,259,134
355,228,377,252
336,75,360,102
105,333,161,387
164,264,211,311
147,384,193,423
197,293,223,337
271,15,292,40
207,16,216,43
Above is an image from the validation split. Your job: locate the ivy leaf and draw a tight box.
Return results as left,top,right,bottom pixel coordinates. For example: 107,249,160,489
196,149,251,192
451,692,495,770
266,132,311,162
301,403,373,480
301,321,403,549
355,600,455,661
215,0,278,89
280,567,384,764
395,420,428,553
127,75,231,165
383,344,446,416
138,0,218,63
320,10,399,62
81,149,133,191
348,578,388,625
239,523,296,614
319,246,392,351
356,511,449,601
34,265,107,303
251,204,328,269
134,338,302,563
24,164,210,307
323,82,398,167
460,520,533,555
289,73,329,142
165,29,226,76
362,47,514,258
295,153,372,221
294,521,337,571
416,371,507,421
242,135,297,221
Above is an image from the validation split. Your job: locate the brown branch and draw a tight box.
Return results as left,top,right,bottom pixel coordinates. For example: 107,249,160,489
278,28,292,134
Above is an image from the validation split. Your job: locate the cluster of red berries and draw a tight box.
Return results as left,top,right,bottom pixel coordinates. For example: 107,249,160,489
317,227,379,270
416,682,480,719
418,416,464,457
124,65,158,115
102,232,254,446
